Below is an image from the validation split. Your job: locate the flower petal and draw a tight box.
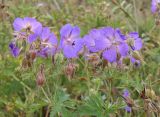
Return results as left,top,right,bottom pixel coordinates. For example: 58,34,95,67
41,27,50,41
48,33,57,44
116,28,126,40
60,24,72,38
28,34,38,43
118,42,129,56
13,18,25,31
63,45,77,58
37,47,48,58
73,38,84,52
134,38,142,50
91,29,111,50
83,35,97,52
103,47,117,62
70,26,80,39
23,17,37,23
31,21,42,35
125,106,131,112
101,27,114,39
151,0,157,13
94,36,111,51
9,42,20,57
129,32,139,38
123,89,130,97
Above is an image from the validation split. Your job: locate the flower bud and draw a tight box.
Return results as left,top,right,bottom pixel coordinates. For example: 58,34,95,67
36,64,45,86
112,0,119,5
126,38,134,47
64,63,77,79
132,51,142,61
132,51,145,64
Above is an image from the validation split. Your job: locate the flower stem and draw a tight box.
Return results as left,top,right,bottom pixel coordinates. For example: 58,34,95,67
12,74,32,92
41,87,51,104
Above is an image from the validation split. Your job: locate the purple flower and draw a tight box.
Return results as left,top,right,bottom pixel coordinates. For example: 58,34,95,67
125,106,131,112
83,28,110,52
102,27,129,62
37,27,58,57
123,89,130,98
125,32,142,66
60,24,83,58
83,27,129,63
13,17,42,43
123,89,132,113
126,32,142,51
151,0,160,13
9,42,20,57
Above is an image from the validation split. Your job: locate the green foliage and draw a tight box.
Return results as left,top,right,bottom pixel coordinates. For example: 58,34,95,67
50,89,77,117
78,94,105,116
0,0,160,117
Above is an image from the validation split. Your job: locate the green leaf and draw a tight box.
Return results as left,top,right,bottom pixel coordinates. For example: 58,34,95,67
50,89,70,117
78,94,104,117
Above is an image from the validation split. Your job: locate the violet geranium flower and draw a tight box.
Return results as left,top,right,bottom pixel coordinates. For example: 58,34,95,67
37,27,58,58
125,106,131,112
123,89,132,113
9,42,20,57
126,32,143,65
60,24,83,58
123,89,130,98
13,17,42,43
102,27,129,63
83,27,128,63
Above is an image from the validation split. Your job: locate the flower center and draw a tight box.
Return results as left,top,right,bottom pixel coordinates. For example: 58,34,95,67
64,37,75,46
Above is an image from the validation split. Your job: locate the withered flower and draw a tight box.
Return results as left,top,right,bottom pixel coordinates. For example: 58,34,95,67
86,53,101,66
36,64,45,86
64,63,77,79
22,51,37,68
122,89,134,112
